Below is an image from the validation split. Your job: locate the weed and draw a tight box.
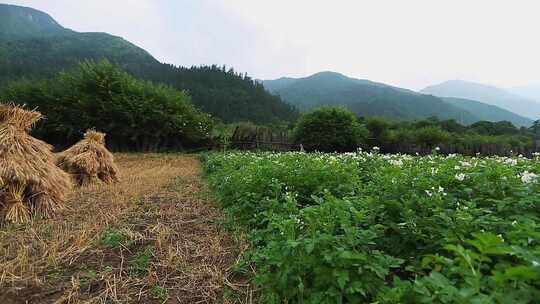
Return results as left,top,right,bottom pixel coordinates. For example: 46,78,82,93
100,228,129,248
130,246,154,276
151,285,168,302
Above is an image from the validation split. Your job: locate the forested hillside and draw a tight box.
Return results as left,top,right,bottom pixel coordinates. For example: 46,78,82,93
264,72,479,124
442,97,532,127
0,3,63,38
264,72,533,126
422,80,540,120
0,4,298,124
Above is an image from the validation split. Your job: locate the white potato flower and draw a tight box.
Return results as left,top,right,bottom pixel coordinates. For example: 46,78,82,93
504,158,518,166
389,159,403,167
520,171,538,184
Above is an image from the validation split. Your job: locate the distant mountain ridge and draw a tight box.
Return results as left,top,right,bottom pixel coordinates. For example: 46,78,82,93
0,4,298,124
421,80,540,120
263,72,532,127
509,84,540,103
442,97,532,127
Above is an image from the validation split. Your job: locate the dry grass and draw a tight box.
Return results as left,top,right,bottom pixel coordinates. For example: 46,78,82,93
0,154,252,303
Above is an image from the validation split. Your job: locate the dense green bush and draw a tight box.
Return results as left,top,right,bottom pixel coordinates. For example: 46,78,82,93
470,120,520,136
1,60,212,150
413,126,451,148
365,116,536,155
294,107,368,152
205,152,540,303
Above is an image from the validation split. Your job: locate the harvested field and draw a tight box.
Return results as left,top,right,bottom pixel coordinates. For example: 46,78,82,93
0,154,250,304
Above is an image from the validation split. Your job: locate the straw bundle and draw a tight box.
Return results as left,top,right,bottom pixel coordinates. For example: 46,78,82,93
0,104,72,223
56,129,119,186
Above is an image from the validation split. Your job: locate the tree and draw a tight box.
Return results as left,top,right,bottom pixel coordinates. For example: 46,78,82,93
470,121,518,136
294,107,368,152
2,60,213,151
413,126,450,148
529,119,540,135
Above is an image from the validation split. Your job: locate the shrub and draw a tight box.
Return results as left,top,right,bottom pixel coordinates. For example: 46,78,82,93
413,126,450,148
293,107,368,152
1,60,213,151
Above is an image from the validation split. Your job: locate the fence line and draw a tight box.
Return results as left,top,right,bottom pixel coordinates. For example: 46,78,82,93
228,127,540,156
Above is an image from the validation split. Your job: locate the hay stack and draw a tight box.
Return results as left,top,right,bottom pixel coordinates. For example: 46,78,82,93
56,129,119,186
0,104,72,223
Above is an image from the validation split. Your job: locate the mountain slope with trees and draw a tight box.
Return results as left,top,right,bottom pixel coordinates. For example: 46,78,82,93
264,72,494,125
0,3,64,38
421,80,540,120
0,4,298,124
264,72,532,126
442,97,532,127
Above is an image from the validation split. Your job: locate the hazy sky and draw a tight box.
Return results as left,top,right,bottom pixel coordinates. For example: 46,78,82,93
5,0,540,90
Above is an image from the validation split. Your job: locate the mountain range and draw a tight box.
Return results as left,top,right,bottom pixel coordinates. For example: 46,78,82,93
1,4,536,128
0,4,298,124
508,84,540,105
263,72,533,127
421,80,540,120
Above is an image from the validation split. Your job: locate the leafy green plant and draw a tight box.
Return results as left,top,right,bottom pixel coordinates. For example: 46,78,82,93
130,246,154,276
151,285,168,302
204,151,540,303
101,228,130,248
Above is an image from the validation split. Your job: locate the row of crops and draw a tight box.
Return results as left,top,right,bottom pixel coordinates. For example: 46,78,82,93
203,151,540,303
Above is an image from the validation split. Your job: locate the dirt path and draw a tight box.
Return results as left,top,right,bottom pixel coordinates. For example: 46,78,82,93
0,154,249,303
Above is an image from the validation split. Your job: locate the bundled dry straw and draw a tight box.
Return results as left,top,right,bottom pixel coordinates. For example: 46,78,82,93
56,129,119,186
0,104,72,223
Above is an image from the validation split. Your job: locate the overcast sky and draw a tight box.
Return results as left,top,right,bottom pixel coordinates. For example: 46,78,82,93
5,0,540,90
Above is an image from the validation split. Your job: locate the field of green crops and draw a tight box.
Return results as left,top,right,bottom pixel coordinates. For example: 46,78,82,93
204,150,540,303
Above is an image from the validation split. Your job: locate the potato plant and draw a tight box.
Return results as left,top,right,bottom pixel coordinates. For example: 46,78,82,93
204,151,540,303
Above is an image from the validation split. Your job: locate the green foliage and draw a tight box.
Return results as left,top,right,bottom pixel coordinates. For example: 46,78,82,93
205,151,540,303
294,107,368,152
148,65,299,124
2,60,213,150
130,246,154,276
413,126,451,148
470,120,520,136
205,152,362,228
151,285,168,301
101,228,130,248
365,116,535,154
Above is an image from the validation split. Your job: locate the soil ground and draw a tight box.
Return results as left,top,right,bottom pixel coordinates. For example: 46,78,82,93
0,154,251,304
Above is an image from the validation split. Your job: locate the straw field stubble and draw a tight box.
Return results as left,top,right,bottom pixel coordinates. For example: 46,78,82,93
0,154,251,304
